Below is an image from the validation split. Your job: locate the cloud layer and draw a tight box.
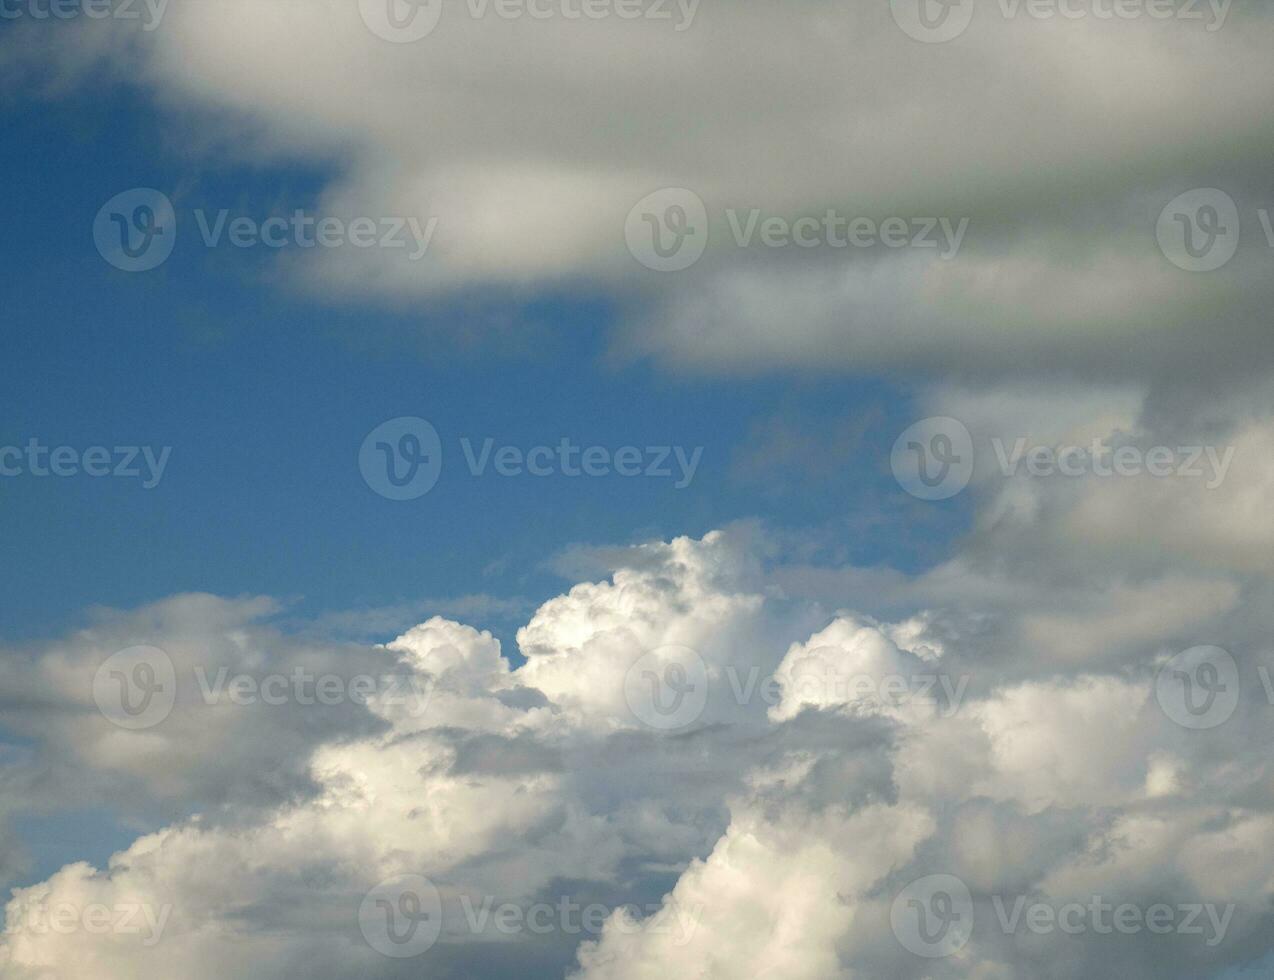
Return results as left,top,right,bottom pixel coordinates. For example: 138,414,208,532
5,4,1274,978
5,432,1274,977
7,0,1274,381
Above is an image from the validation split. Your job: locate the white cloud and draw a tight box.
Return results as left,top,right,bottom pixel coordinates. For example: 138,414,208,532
4,516,1274,977
7,1,1274,380
5,9,1274,974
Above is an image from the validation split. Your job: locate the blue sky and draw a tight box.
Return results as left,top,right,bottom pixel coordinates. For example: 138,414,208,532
0,89,965,647
1,81,965,889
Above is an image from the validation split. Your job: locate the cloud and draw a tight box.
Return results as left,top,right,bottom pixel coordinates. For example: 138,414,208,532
5,10,1274,976
6,1,1274,381
4,507,1274,977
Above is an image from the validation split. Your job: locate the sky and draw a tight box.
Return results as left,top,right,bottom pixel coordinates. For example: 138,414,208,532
0,85,952,644
2,1,1274,978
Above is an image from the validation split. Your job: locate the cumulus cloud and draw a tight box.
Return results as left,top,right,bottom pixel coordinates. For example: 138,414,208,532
3,510,1274,978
